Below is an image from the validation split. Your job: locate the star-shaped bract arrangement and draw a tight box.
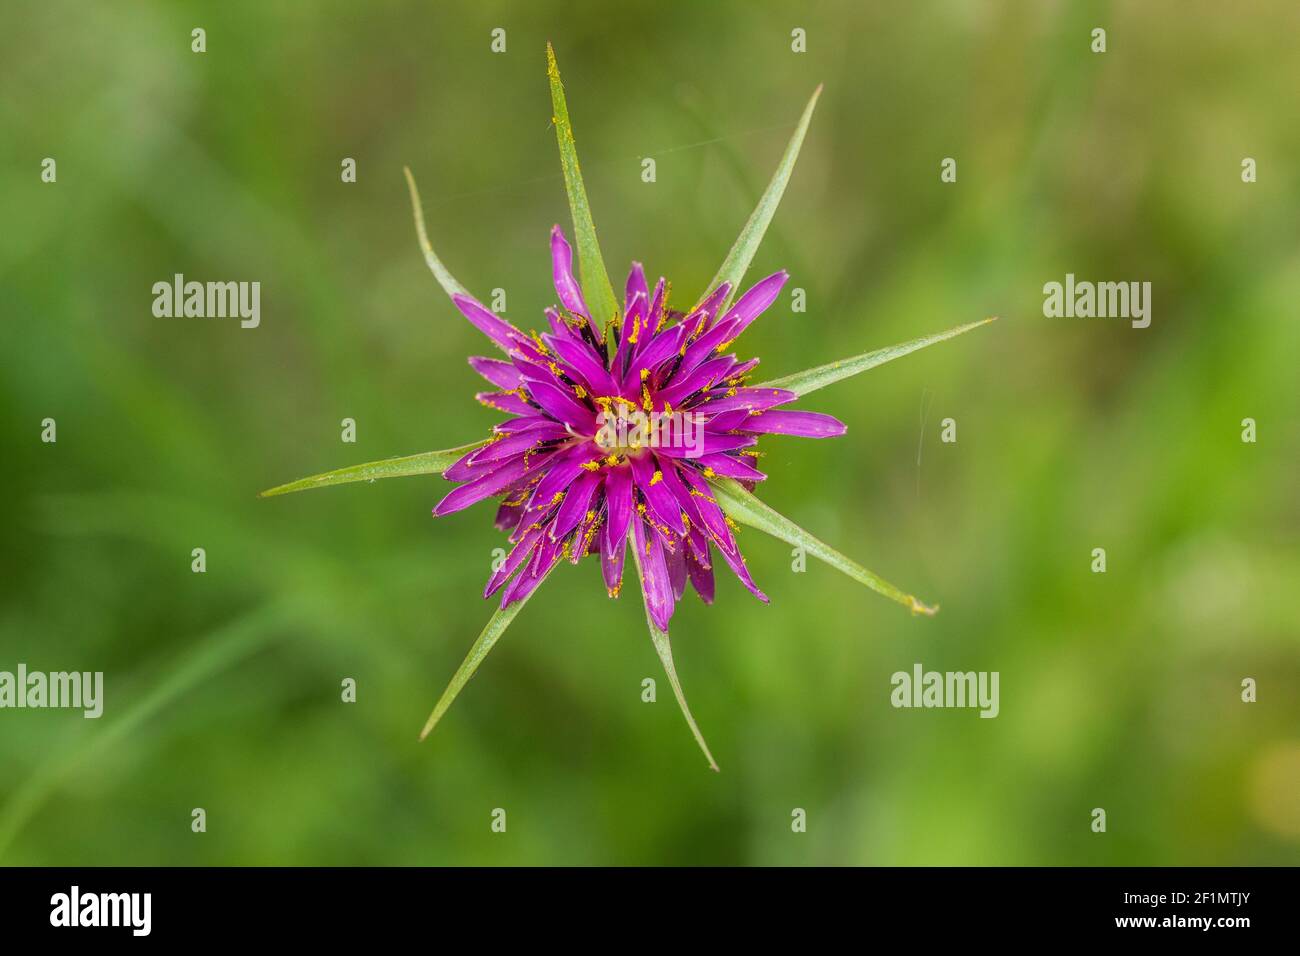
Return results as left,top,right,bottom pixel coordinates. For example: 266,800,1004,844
262,45,995,769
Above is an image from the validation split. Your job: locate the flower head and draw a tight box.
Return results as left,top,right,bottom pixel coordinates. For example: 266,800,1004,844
260,45,993,767
435,227,845,631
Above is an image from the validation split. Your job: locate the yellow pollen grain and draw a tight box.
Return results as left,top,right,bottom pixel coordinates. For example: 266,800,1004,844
580,461,600,472
573,384,587,399
702,467,716,478
650,470,663,486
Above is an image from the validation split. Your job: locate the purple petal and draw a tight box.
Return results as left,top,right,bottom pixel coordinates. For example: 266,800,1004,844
545,332,618,396
443,444,486,482
630,453,685,534
665,537,687,601
645,278,666,335
743,410,846,438
700,410,752,432
550,470,602,541
501,536,563,607
614,290,646,379
434,451,551,517
684,539,715,604
494,415,559,434
601,518,627,596
676,317,740,381
451,293,528,353
656,460,705,530
692,386,797,416
719,270,787,338
621,324,687,395
625,262,649,316
524,443,602,513
632,513,676,632
477,390,535,417
569,506,603,563
468,426,567,466
657,356,737,407
469,356,524,390
485,526,543,596
550,225,594,330
655,431,756,459
603,463,634,549
683,282,731,336
494,501,526,532
696,452,766,482
525,380,597,432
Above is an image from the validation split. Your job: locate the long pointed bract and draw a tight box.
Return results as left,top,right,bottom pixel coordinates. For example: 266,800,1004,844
756,317,997,398
701,84,822,313
708,477,937,615
546,43,619,329
419,588,539,740
259,440,488,497
630,529,720,771
403,166,472,300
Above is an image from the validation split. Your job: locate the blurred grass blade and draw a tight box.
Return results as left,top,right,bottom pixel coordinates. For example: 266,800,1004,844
403,166,471,299
629,531,720,771
701,84,822,312
708,477,937,616
259,440,488,498
547,42,619,328
757,317,997,397
419,590,537,740
0,601,298,861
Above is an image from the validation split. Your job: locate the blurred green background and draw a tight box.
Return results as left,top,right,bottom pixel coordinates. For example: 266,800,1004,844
2,0,1297,865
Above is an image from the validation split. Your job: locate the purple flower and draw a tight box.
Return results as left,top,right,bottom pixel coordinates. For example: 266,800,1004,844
435,228,845,632
261,45,993,767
